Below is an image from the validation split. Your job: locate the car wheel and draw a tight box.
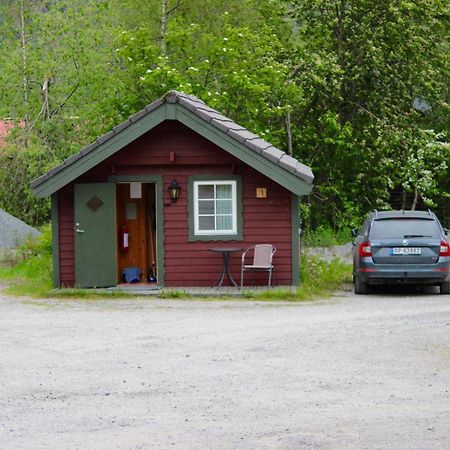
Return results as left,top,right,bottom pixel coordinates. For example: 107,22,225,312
440,281,450,295
354,276,368,295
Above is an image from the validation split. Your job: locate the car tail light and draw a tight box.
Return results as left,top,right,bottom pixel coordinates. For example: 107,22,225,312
359,241,372,257
439,240,450,257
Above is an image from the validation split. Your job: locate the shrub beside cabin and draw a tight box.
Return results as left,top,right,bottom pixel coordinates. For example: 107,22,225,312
31,91,314,288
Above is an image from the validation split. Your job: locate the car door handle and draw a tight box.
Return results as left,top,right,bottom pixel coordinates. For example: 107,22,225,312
75,228,85,233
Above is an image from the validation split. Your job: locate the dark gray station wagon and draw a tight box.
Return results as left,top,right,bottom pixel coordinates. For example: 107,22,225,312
352,210,450,294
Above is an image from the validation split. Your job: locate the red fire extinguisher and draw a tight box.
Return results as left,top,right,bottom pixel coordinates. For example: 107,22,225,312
120,224,129,251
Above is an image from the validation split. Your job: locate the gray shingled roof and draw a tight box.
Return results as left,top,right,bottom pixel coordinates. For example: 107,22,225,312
31,91,313,190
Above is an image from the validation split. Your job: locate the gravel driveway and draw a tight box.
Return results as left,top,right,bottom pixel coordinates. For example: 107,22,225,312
1,289,449,449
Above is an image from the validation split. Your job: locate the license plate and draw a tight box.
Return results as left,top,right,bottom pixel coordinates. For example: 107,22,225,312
390,247,421,255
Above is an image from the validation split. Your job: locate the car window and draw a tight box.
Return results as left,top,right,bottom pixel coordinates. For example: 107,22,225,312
359,218,371,236
369,218,440,239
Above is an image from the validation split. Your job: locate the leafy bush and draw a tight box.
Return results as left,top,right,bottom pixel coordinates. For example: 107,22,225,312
300,255,352,292
0,141,52,226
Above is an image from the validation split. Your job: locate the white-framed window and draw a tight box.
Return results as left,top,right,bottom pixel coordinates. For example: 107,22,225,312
193,180,237,235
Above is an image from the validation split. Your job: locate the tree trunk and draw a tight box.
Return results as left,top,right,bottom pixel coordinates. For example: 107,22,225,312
285,111,293,155
335,0,345,69
160,0,168,56
401,188,407,210
20,0,28,122
411,187,418,211
42,77,50,119
335,0,348,125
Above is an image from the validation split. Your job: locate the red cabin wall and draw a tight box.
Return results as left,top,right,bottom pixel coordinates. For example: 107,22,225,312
58,185,75,286
160,168,292,287
56,121,294,287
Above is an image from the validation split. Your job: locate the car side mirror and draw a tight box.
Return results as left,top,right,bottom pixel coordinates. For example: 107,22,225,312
444,228,448,236
351,228,358,238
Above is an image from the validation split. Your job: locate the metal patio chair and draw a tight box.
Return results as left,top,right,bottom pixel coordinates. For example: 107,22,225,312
240,244,277,288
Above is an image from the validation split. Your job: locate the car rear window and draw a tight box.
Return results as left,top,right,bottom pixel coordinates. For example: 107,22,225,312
369,218,440,239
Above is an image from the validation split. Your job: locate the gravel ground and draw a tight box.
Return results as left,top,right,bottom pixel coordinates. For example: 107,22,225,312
0,288,449,449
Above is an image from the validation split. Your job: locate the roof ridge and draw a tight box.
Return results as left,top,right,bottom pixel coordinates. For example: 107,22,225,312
31,91,314,191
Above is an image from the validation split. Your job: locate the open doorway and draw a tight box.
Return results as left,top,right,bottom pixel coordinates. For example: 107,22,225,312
116,183,157,285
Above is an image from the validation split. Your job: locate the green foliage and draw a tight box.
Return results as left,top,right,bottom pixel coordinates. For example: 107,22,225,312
395,129,449,208
117,11,301,147
302,226,352,247
300,255,352,291
290,0,450,227
0,0,448,229
0,141,52,224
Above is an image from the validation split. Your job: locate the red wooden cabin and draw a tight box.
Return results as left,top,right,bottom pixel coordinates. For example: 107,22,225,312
32,91,314,288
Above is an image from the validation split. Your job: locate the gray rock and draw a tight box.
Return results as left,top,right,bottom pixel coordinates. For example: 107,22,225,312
0,209,40,250
302,243,353,265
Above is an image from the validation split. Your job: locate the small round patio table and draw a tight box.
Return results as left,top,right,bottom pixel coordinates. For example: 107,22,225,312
208,247,243,288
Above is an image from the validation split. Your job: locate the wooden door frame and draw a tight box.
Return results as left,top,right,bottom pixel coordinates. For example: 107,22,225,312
110,175,165,287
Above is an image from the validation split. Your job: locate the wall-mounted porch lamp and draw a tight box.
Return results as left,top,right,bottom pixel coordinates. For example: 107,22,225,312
168,179,181,203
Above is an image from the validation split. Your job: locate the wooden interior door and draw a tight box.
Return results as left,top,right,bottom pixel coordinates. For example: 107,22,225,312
116,183,156,283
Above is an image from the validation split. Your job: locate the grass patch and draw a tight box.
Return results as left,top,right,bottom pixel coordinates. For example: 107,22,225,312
0,277,52,298
0,224,53,297
46,288,136,299
159,290,193,299
0,225,351,301
242,255,352,301
0,225,139,299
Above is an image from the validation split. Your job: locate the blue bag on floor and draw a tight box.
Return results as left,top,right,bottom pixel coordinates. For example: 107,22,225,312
122,267,141,283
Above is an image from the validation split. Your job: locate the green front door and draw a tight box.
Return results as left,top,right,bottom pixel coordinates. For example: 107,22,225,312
74,183,117,288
